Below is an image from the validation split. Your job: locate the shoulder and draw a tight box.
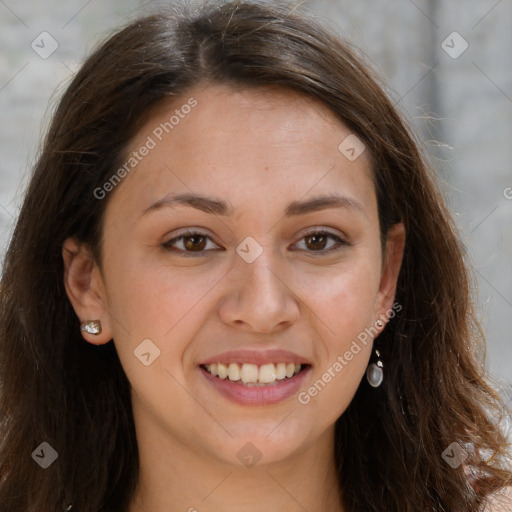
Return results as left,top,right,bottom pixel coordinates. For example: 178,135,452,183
483,486,512,512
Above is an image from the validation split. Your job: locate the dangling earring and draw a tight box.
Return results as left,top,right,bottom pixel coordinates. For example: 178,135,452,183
366,348,384,388
81,320,102,335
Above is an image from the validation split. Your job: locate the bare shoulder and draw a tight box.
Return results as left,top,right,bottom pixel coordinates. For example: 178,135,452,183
483,486,512,512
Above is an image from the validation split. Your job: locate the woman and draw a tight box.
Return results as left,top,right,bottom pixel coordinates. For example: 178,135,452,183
0,1,510,511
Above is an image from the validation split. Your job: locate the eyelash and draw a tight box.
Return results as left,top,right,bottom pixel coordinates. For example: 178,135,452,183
162,228,349,257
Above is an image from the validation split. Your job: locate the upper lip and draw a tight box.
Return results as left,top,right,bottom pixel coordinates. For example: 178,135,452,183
199,349,311,366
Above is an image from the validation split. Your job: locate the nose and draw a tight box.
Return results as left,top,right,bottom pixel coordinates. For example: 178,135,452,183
217,246,300,334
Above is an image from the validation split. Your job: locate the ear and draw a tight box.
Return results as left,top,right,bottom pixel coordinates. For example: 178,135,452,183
374,222,406,326
62,237,113,345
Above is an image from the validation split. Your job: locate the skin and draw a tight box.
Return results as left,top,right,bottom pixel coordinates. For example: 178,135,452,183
63,83,405,512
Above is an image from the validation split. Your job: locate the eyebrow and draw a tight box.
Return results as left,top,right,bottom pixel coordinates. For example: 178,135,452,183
141,193,367,219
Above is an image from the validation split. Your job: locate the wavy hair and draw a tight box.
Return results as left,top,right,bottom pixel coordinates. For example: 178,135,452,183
0,2,511,511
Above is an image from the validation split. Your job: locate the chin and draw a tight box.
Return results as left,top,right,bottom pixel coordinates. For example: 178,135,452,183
203,420,315,468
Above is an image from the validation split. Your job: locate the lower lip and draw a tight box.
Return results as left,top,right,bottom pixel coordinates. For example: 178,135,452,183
200,365,311,405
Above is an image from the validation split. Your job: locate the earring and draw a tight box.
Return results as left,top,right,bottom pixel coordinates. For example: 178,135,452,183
81,320,102,335
366,348,384,388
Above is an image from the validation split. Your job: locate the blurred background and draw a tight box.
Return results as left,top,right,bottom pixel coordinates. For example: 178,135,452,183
0,0,510,402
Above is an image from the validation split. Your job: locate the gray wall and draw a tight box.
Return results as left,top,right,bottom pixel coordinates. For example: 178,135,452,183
1,1,511,395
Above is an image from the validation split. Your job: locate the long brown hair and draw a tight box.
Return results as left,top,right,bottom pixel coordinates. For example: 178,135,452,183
0,2,510,511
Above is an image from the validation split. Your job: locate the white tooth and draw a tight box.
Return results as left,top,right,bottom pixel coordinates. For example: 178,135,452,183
228,363,241,381
209,363,219,376
240,363,259,383
259,363,277,383
294,364,301,375
217,363,228,379
285,363,295,378
276,363,287,380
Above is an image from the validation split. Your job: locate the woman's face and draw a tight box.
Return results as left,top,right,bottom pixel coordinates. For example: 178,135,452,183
64,83,404,468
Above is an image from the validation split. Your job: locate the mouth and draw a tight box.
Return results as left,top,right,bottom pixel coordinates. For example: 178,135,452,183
198,349,312,405
200,362,309,386
198,350,312,405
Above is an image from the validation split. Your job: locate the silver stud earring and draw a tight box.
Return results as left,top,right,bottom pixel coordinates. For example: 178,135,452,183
366,348,384,388
81,320,102,335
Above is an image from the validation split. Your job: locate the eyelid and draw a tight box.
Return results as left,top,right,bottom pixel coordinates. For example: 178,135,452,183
300,226,349,242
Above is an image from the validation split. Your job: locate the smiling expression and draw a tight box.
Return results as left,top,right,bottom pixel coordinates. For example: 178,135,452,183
65,82,404,468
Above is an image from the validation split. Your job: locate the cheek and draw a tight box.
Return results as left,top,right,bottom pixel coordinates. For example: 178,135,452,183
310,275,376,372
104,252,219,335
292,258,380,412
293,255,382,331
102,255,224,391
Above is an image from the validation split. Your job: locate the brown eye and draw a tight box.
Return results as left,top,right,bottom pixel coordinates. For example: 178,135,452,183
304,233,329,251
163,230,220,256
293,230,348,254
182,234,207,251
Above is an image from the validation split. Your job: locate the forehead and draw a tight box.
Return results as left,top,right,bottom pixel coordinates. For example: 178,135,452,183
104,83,376,221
